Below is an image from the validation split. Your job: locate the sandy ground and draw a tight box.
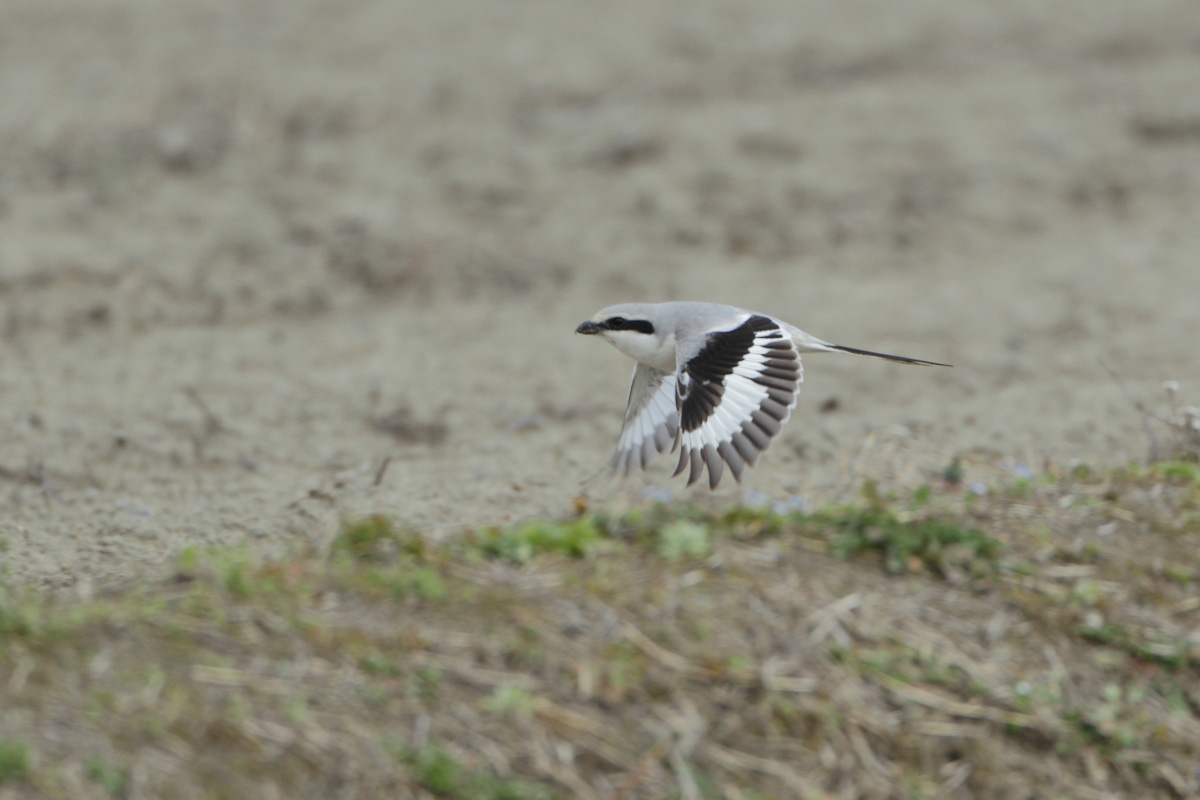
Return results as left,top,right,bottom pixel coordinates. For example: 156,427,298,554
1,0,1199,588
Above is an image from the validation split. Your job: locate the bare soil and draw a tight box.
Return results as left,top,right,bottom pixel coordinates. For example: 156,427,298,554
1,4,1200,796
2,0,1200,587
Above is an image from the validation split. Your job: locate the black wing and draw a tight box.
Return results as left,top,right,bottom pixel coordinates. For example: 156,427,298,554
673,315,802,489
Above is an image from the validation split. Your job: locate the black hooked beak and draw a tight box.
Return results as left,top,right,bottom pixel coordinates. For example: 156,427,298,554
575,320,603,335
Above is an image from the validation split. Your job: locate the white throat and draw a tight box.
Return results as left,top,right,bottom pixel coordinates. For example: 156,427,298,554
605,330,676,372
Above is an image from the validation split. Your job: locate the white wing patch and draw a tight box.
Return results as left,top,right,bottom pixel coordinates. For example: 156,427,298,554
608,364,679,476
673,317,803,489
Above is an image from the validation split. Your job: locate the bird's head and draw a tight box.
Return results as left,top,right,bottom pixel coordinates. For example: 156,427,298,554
576,304,675,370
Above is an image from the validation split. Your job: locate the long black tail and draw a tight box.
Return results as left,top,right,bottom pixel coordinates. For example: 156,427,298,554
829,344,952,367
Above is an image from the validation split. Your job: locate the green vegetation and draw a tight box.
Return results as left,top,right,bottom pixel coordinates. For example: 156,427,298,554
86,756,127,797
0,461,1197,798
1077,622,1194,669
468,517,612,563
0,741,30,782
483,684,535,718
655,519,712,561
817,505,1002,577
331,515,447,600
1154,459,1200,484
399,744,558,800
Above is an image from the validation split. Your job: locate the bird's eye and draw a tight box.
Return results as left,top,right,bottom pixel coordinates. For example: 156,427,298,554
607,317,627,329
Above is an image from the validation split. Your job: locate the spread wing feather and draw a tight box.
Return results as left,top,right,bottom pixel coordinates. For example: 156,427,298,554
606,363,679,475
673,316,803,489
598,316,802,490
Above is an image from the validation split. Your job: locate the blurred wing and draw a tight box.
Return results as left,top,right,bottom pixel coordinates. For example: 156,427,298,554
608,363,679,476
674,315,802,489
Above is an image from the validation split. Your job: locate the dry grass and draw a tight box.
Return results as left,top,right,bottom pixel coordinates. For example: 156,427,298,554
1,460,1199,799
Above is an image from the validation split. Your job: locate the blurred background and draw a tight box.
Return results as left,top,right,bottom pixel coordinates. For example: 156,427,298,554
2,0,1199,586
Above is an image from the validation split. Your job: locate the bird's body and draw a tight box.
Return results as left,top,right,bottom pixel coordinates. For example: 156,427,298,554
576,301,949,489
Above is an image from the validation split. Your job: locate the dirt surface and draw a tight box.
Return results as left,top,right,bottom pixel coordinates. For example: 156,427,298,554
2,0,1199,588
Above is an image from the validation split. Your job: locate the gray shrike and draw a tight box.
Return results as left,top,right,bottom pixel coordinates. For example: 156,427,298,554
576,301,949,489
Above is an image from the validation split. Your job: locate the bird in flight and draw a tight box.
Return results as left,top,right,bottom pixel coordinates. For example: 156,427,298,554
576,301,950,489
